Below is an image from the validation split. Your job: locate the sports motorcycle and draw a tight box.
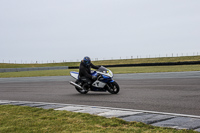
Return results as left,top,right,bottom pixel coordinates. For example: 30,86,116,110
69,66,120,94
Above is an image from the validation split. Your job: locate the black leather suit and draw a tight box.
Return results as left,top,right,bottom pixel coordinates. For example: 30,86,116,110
79,61,99,85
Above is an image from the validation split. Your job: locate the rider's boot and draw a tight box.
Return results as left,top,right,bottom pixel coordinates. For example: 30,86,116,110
85,81,92,91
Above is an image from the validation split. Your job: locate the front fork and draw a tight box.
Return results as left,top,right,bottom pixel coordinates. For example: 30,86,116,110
106,80,115,89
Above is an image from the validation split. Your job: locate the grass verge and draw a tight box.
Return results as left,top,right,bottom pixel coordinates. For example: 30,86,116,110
0,65,200,78
0,105,196,133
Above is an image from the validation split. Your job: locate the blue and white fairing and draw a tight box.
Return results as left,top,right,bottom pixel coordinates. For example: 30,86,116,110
70,71,79,79
90,66,114,90
95,66,114,83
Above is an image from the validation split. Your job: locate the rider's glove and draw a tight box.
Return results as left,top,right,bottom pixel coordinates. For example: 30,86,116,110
92,76,97,80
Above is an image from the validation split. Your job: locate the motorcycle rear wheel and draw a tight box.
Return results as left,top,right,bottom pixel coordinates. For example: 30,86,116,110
107,81,120,94
75,80,88,94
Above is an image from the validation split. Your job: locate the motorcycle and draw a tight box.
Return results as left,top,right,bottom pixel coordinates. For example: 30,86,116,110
69,66,120,94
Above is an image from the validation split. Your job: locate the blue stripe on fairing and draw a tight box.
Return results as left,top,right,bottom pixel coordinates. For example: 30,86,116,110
70,71,79,74
110,80,115,82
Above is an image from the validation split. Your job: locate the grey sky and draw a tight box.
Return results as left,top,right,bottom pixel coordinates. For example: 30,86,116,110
1,0,200,63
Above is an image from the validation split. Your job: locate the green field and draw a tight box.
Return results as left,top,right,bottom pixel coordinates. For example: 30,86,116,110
1,56,200,68
0,105,196,133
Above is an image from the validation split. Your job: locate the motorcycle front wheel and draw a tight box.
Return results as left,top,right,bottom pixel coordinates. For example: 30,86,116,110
107,81,120,94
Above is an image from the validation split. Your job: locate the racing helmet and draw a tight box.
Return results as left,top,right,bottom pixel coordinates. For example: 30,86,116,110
83,56,91,66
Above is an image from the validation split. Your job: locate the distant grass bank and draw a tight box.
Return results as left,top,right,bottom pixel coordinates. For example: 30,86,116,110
1,56,200,68
0,105,196,133
1,56,200,78
0,65,200,78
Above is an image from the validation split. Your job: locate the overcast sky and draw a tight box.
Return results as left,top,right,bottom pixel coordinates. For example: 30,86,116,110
1,0,200,63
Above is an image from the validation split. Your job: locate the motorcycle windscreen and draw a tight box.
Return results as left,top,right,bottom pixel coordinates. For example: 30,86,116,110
70,71,79,79
97,66,108,73
97,66,113,78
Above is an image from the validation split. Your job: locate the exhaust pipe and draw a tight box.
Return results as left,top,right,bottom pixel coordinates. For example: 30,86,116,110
70,81,83,90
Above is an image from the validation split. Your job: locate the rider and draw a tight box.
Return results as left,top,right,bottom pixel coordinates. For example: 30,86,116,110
79,56,100,87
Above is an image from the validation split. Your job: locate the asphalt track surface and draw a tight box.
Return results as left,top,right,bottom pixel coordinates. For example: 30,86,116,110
0,71,200,116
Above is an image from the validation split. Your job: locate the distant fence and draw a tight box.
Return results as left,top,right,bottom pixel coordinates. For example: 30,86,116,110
0,66,68,73
1,53,199,64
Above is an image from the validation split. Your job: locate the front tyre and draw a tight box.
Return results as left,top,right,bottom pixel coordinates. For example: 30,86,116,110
107,81,120,94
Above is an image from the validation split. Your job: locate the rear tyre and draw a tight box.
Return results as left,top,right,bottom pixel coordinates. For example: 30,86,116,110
107,81,120,94
75,80,88,94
